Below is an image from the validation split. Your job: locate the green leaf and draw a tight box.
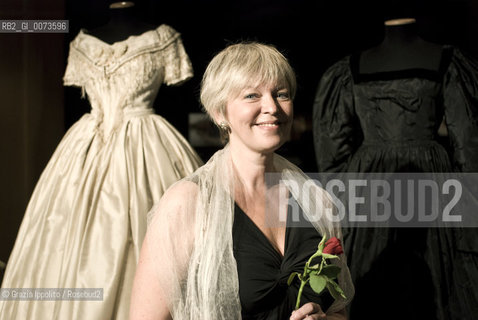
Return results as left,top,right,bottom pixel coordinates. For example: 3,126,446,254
287,272,299,286
326,278,346,299
309,274,327,294
326,282,341,300
320,265,342,279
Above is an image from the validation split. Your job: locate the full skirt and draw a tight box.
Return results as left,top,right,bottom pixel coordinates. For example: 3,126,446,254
0,112,203,319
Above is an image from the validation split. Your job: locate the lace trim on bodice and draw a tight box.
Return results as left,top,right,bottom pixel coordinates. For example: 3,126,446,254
63,24,193,141
71,25,182,75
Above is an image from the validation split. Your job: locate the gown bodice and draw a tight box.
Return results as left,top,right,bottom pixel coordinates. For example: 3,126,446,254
313,45,478,173
353,77,443,144
64,24,193,137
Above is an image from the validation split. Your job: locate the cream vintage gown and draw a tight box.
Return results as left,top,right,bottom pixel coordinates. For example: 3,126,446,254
0,24,202,319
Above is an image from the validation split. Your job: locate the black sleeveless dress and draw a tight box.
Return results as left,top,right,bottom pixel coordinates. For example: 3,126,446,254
232,202,334,319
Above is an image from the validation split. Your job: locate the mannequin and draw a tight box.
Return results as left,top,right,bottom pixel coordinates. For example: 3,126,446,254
359,18,443,73
88,1,155,44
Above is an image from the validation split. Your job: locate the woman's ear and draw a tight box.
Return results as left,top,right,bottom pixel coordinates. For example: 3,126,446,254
211,108,230,144
212,109,227,126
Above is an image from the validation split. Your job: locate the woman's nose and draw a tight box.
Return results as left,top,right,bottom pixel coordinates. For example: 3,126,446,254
261,94,279,114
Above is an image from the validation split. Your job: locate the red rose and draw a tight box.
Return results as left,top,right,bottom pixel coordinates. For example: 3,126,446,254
323,237,343,255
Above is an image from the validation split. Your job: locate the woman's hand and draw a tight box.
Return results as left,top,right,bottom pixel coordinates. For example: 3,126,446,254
290,302,327,320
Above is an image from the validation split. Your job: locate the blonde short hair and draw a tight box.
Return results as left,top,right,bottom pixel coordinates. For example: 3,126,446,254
200,42,297,125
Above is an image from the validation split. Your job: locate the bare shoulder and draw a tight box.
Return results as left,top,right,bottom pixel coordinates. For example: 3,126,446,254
148,180,199,226
156,180,198,206
165,180,199,199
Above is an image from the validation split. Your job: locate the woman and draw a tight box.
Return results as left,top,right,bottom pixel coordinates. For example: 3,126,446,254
130,42,354,320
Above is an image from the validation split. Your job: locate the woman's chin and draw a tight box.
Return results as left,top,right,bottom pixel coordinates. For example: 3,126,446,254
229,133,289,155
256,139,287,154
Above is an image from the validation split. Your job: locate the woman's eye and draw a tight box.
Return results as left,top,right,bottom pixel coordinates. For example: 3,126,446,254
277,91,290,99
244,93,258,99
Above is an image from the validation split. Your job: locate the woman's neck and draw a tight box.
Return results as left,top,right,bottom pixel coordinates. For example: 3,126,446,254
230,143,275,194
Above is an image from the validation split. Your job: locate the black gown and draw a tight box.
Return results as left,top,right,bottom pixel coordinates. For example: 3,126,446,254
313,45,478,320
232,203,335,319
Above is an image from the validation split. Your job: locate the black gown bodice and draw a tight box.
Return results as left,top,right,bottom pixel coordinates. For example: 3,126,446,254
313,45,478,173
350,50,452,146
232,203,334,320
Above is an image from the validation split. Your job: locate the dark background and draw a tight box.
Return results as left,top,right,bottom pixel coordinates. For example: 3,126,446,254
1,0,477,282
65,0,478,167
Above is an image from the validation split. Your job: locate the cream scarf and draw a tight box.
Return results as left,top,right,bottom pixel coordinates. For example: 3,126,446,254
147,145,354,319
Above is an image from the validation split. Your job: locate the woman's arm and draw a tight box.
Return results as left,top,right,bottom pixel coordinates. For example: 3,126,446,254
129,234,172,320
129,181,199,320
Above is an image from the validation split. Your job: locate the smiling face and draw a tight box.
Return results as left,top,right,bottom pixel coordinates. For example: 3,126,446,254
224,82,293,155
200,43,297,151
